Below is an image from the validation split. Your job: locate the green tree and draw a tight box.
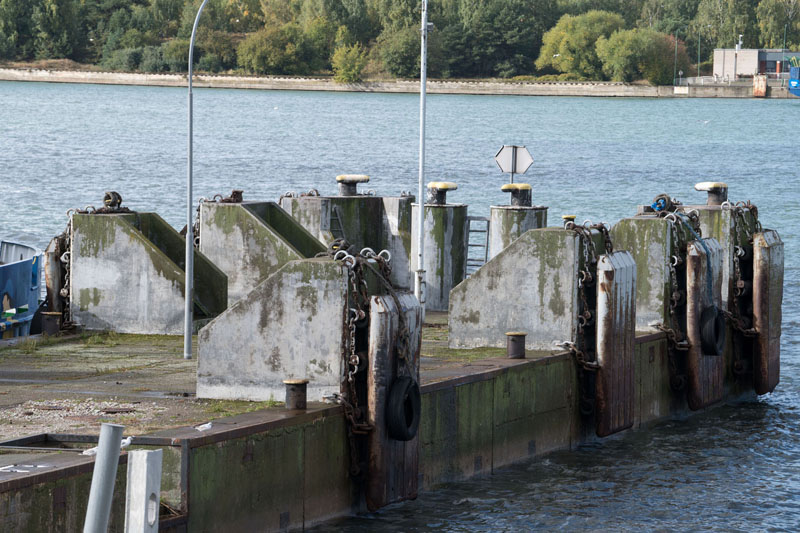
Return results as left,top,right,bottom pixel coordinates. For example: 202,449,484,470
638,0,699,34
0,0,34,59
376,24,418,77
693,0,757,50
756,0,800,48
597,27,690,83
536,10,626,79
332,42,367,81
237,25,306,74
32,0,83,59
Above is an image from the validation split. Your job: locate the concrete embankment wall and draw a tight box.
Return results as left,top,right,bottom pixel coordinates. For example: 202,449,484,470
2,332,755,531
1,68,792,98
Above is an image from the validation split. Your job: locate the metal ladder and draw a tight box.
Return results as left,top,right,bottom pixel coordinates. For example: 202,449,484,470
329,205,346,241
466,216,490,276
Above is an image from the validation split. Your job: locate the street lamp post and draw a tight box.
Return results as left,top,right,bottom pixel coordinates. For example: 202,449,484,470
184,0,210,360
674,31,678,85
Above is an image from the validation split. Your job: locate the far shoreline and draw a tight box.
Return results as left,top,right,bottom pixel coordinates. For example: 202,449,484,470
0,67,792,99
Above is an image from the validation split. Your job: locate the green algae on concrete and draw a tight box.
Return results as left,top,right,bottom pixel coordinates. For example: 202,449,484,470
70,213,226,333
449,228,580,350
189,425,306,532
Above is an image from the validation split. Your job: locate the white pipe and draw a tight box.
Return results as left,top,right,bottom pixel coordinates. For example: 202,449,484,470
83,423,125,533
184,0,209,360
415,0,429,313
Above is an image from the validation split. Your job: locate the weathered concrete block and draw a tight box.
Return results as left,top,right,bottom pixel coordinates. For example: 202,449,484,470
448,228,583,350
488,205,547,260
610,216,672,329
679,205,756,311
381,197,413,289
411,204,467,312
280,195,413,289
70,213,226,334
199,202,325,304
197,259,348,402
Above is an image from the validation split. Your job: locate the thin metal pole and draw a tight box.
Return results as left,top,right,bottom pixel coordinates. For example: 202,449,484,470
697,29,701,79
83,423,125,533
185,0,209,360
415,0,429,313
673,31,678,85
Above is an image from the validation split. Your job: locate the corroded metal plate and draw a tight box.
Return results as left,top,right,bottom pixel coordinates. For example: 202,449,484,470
752,230,783,395
595,251,637,437
686,238,724,410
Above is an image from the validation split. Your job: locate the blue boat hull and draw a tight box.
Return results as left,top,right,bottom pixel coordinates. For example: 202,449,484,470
0,241,42,338
789,67,800,98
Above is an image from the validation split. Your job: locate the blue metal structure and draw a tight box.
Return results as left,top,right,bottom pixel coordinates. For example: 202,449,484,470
0,240,42,337
789,67,800,98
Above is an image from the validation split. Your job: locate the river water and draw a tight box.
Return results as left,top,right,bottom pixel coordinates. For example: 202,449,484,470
1,81,798,530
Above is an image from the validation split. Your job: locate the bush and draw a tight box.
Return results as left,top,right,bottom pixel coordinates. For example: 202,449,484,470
198,53,222,72
162,39,190,72
140,45,168,73
236,26,305,75
197,28,237,70
101,47,143,71
332,43,367,82
376,26,418,78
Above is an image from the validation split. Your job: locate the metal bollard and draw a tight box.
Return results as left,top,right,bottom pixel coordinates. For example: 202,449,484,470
336,174,369,196
505,331,527,359
426,181,457,205
124,449,163,533
84,423,125,533
694,181,728,206
501,183,532,207
284,379,309,410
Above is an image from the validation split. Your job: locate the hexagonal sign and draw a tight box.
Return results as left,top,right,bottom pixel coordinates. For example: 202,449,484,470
494,145,534,175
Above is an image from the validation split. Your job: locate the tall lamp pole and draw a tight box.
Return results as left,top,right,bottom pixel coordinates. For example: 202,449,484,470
184,0,209,360
674,31,678,85
415,0,429,314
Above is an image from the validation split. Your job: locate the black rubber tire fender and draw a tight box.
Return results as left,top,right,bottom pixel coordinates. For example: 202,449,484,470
700,305,726,356
386,376,421,441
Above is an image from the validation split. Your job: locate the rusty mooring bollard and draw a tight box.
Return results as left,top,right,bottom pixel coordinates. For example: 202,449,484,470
283,379,309,410
505,331,527,359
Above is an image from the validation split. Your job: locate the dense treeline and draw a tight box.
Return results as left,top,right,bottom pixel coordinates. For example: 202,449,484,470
0,0,798,83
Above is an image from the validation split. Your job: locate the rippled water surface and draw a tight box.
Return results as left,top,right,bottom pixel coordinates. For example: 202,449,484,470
1,81,798,530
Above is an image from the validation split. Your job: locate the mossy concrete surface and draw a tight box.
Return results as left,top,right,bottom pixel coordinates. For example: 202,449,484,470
448,228,580,350
199,202,323,304
70,214,226,335
410,204,468,312
197,259,349,403
488,205,547,260
611,216,673,329
280,195,414,290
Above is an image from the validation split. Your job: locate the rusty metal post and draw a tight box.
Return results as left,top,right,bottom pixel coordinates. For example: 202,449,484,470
284,379,309,409
505,331,526,359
